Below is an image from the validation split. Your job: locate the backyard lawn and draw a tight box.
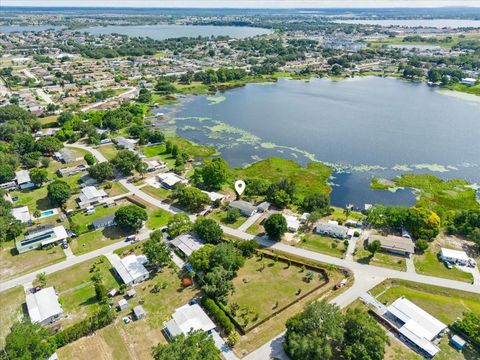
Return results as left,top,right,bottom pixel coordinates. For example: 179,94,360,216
355,243,407,271
70,228,128,256
209,208,248,229
414,250,473,283
0,241,65,281
96,144,118,160
0,286,25,347
142,144,165,158
70,204,124,234
10,186,52,212
46,256,120,327
142,185,171,202
146,208,172,230
226,255,327,332
298,233,347,258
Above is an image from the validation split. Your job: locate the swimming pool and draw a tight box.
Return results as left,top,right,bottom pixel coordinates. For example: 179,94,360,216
40,209,58,218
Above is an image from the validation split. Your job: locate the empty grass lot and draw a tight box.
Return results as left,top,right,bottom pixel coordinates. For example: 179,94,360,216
70,228,128,256
146,208,172,230
0,286,25,347
414,250,473,283
96,144,118,160
0,241,65,281
46,256,120,327
141,185,172,202
227,255,327,331
299,233,348,258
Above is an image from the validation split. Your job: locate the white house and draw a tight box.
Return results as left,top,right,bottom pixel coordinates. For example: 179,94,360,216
170,233,204,257
315,221,349,239
26,287,63,326
157,172,188,189
15,170,35,190
460,78,477,86
439,248,469,265
284,214,300,232
107,254,149,286
143,159,167,172
78,186,108,208
164,303,216,339
12,206,32,224
386,296,447,358
17,225,68,254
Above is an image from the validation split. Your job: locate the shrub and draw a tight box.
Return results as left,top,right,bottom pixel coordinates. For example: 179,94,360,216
201,297,234,335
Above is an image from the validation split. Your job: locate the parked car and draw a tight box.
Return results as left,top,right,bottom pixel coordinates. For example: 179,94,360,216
444,261,453,269
125,235,137,242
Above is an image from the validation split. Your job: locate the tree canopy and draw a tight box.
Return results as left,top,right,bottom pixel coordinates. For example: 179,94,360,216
152,330,220,360
114,205,148,232
264,213,287,240
193,218,223,244
4,321,55,360
143,230,172,269
47,180,72,205
167,213,193,238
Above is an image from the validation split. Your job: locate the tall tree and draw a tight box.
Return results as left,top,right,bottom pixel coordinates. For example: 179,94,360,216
143,234,172,270
152,330,220,360
201,158,228,189
193,218,223,244
264,213,287,240
47,180,71,205
4,321,55,360
114,205,148,232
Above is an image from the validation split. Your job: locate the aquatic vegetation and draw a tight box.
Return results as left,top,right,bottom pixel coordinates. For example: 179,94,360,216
206,95,226,105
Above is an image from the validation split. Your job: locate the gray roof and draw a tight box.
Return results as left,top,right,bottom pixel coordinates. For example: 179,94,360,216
170,233,204,257
59,148,76,163
133,305,145,317
315,222,349,238
92,214,116,228
369,235,415,254
229,200,256,215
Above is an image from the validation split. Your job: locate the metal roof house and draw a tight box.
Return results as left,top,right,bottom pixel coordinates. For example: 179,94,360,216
107,254,149,286
92,214,116,229
54,148,77,164
12,206,32,224
439,248,469,265
57,164,87,177
170,233,204,257
284,214,300,232
26,287,63,326
78,186,108,208
17,225,68,254
115,136,137,150
386,296,447,358
15,169,35,190
315,221,349,239
367,235,415,257
157,172,188,189
229,200,257,217
164,303,216,339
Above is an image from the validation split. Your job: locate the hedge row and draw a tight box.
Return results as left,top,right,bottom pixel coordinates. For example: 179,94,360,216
201,297,234,335
53,305,114,348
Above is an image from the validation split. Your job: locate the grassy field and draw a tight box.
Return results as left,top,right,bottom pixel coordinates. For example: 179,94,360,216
70,228,128,256
96,144,118,160
324,207,365,223
230,158,332,201
168,136,217,158
38,115,58,126
141,185,172,202
209,208,248,228
355,243,407,271
10,186,53,212
146,208,172,230
414,250,473,283
445,83,480,96
298,233,347,258
70,204,122,234
0,241,65,281
142,144,166,158
370,279,480,324
246,218,265,236
226,255,327,331
102,182,129,197
0,286,25,347
46,256,120,327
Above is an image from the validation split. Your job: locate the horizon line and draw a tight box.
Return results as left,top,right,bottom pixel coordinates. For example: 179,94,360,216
3,5,480,9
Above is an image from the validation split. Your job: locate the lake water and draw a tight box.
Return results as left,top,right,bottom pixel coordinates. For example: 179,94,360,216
157,77,480,208
79,24,271,39
0,25,63,33
334,19,480,28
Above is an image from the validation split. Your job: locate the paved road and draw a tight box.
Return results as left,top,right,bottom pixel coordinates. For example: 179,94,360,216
81,87,138,112
66,143,107,163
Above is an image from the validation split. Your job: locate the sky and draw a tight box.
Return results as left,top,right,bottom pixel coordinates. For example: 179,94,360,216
3,0,480,8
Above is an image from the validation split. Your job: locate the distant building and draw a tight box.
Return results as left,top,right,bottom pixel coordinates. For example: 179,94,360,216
12,206,32,224
57,164,87,177
170,233,204,257
202,191,225,203
257,201,270,213
92,214,116,229
54,148,76,164
460,78,477,86
385,296,446,358
17,225,68,254
107,254,149,286
78,186,108,208
15,170,35,190
115,136,137,151
367,235,415,257
229,200,257,217
26,287,63,326
157,172,188,189
315,221,348,239
143,159,167,172
164,303,216,339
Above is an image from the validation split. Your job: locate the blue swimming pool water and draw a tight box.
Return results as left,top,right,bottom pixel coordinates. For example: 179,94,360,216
40,210,55,217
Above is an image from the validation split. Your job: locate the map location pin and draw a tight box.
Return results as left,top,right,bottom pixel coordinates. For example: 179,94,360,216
234,180,246,196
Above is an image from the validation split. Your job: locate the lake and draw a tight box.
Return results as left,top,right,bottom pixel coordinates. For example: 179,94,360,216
78,24,271,39
0,25,63,33
157,77,480,208
334,19,480,29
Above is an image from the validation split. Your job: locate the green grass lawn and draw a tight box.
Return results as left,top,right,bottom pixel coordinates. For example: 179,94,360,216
0,286,25,347
102,182,129,197
209,208,248,229
414,250,473,283
226,255,327,331
446,83,480,96
70,205,122,234
46,256,120,327
370,279,480,324
230,157,332,201
70,228,128,256
299,233,347,258
10,186,52,212
246,220,264,235
168,136,217,158
146,209,172,230
355,246,407,271
96,144,118,160
142,144,165,158
0,240,66,281
142,185,172,202
38,115,58,126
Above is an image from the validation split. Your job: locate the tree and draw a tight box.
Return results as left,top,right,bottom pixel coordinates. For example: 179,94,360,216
30,168,48,186
201,158,228,189
35,136,63,155
111,150,142,176
342,308,387,360
284,301,345,360
302,193,330,214
264,213,287,240
47,180,71,205
88,162,115,182
84,153,96,165
193,218,223,244
266,178,295,208
94,282,108,302
455,312,480,346
367,240,382,255
226,207,241,223
331,64,344,75
174,186,210,212
415,239,429,252
189,244,215,273
202,266,235,304
115,205,148,232
152,330,221,360
0,164,15,183
35,272,47,288
167,213,193,238
210,243,245,274
155,81,176,94
4,321,55,360
235,239,259,258
143,234,172,270
138,88,152,103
